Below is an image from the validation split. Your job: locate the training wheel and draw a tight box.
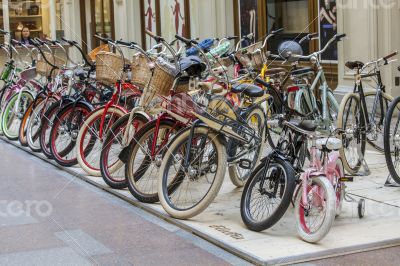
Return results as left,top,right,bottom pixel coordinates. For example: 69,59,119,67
358,199,365,218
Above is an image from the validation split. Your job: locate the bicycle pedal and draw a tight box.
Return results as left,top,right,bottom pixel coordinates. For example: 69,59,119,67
238,159,252,170
340,177,354,182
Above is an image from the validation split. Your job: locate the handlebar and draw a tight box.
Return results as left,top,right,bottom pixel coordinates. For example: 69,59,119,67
145,30,164,43
384,51,398,61
175,34,198,46
0,29,9,35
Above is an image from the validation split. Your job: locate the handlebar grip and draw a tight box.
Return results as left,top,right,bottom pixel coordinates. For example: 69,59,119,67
175,34,198,46
227,36,239,40
0,29,9,35
271,28,284,35
116,40,137,47
34,37,45,45
335,33,346,41
11,39,21,45
309,32,318,38
384,51,398,60
146,30,164,43
94,34,110,43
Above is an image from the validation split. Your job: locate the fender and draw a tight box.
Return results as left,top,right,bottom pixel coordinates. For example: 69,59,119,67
89,104,128,115
55,99,94,117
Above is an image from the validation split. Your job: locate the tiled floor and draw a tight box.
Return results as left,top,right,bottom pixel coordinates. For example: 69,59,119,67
0,141,247,266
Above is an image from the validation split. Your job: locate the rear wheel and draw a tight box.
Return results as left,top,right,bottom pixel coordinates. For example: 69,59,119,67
337,93,366,175
228,106,265,187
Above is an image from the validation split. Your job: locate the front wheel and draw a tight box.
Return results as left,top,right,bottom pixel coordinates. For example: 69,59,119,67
295,176,336,243
76,106,126,176
158,127,227,219
49,103,92,167
2,91,34,140
384,96,400,184
240,157,296,231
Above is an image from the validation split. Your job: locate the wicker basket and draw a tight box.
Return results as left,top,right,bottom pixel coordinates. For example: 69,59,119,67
131,54,153,88
139,60,176,108
36,52,66,77
236,41,264,69
215,56,234,68
96,51,124,85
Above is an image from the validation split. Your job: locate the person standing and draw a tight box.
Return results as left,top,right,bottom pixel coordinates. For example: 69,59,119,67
20,26,34,45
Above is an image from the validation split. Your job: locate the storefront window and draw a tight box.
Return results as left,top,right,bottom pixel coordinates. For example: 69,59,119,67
55,0,64,39
319,0,337,61
266,0,310,55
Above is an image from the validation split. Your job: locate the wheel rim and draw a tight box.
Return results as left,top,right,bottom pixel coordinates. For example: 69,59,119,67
162,131,219,211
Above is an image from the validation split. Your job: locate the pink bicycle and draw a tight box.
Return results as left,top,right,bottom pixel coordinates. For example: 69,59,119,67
293,126,345,243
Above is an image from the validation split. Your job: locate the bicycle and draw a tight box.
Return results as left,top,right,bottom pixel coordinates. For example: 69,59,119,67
338,51,397,174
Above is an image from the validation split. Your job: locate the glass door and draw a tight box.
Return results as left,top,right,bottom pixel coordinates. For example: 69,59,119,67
90,0,114,50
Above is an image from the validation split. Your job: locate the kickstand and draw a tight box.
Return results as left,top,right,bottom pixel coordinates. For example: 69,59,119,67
384,174,400,187
356,156,371,176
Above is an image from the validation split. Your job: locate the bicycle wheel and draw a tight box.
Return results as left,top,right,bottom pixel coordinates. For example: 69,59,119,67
228,106,266,187
126,119,181,203
337,93,366,175
334,158,345,216
27,97,58,152
19,97,44,147
158,127,226,219
364,91,393,152
2,91,34,140
100,112,148,189
50,103,92,166
240,157,296,231
266,97,283,150
76,107,125,176
0,84,13,135
384,96,400,184
39,100,66,159
295,176,336,243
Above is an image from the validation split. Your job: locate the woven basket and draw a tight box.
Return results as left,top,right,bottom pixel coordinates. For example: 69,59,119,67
139,60,176,107
36,52,66,77
96,51,124,85
236,41,264,69
215,56,234,68
131,54,153,88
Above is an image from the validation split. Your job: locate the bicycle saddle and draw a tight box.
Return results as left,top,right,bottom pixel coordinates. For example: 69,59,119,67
289,120,317,133
264,68,286,76
345,61,364,70
231,83,264,98
290,67,313,76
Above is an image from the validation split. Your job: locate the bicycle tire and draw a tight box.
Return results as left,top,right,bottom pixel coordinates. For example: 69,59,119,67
384,96,400,184
76,106,126,176
228,106,266,187
240,157,296,231
126,119,181,203
295,175,336,243
18,97,44,147
100,112,148,189
49,102,92,167
2,91,34,140
337,93,366,175
158,127,227,219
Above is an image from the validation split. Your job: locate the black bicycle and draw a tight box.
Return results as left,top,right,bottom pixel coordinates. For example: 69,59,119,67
338,52,397,175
